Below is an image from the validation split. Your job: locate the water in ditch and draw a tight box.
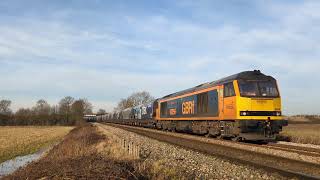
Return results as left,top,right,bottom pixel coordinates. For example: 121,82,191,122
0,149,47,177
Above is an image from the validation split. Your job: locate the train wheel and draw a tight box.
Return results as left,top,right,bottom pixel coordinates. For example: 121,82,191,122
232,136,243,142
170,127,176,132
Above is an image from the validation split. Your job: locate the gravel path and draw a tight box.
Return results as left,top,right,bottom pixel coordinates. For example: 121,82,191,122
97,123,286,180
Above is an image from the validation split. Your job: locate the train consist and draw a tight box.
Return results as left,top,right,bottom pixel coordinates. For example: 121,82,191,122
93,70,288,141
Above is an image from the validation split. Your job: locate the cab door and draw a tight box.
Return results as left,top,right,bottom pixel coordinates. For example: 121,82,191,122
223,82,236,120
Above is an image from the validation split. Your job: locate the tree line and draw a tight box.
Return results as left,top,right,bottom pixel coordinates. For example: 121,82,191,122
0,97,93,126
0,91,155,126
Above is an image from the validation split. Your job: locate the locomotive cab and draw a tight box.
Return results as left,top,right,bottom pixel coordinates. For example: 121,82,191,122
236,79,282,119
226,71,288,140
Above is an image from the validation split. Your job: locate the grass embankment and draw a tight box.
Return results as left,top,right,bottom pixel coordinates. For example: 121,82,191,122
0,126,73,163
5,125,145,179
280,124,320,145
6,124,185,179
98,125,186,179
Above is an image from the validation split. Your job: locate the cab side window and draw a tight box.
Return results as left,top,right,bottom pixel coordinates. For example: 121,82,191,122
224,82,235,97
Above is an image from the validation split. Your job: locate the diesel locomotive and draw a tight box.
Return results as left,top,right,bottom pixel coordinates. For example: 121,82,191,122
94,70,288,141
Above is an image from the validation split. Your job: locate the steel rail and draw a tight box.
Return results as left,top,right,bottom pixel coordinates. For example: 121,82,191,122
260,144,320,157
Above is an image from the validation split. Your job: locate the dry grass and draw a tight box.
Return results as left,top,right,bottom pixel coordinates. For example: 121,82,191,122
0,126,73,163
97,126,191,179
279,124,320,145
97,126,140,161
5,125,191,179
286,115,320,124
5,125,145,179
148,159,187,179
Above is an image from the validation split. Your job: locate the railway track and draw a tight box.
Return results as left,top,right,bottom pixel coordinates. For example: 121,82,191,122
99,123,320,180
261,143,320,157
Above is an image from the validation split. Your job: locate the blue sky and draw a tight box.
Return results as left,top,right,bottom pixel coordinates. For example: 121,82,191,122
0,0,319,114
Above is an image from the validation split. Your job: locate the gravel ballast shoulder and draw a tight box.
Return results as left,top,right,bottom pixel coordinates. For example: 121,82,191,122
97,124,286,179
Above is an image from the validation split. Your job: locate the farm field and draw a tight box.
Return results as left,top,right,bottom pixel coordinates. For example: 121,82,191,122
0,126,73,163
286,115,320,124
280,124,320,145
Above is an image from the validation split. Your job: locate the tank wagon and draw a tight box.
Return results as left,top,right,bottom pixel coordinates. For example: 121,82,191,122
95,70,288,141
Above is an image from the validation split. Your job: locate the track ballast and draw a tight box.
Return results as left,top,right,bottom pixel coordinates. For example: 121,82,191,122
100,123,320,180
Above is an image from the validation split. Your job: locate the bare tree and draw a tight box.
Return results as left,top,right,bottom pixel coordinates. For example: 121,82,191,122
116,91,155,111
32,99,51,125
97,109,106,114
0,99,12,115
82,98,93,114
0,99,13,125
130,91,155,105
49,105,60,125
59,96,74,125
71,98,93,124
33,99,50,115
15,108,33,125
115,97,134,111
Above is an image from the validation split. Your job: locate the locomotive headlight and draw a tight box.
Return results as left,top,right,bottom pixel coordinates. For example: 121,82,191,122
240,111,247,116
276,112,281,116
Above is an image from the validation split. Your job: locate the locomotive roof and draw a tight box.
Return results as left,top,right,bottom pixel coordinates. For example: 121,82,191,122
160,70,275,100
